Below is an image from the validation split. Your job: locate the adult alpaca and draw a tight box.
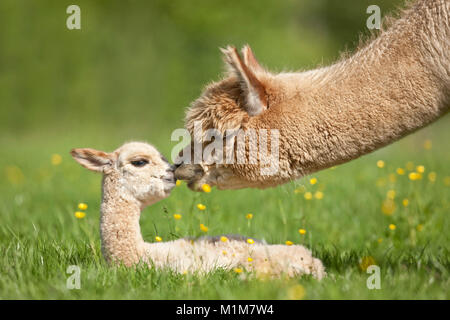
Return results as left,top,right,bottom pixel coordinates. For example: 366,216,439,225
174,0,449,191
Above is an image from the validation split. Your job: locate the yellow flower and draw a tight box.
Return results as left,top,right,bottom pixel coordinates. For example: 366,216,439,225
247,257,253,262
402,199,409,207
309,177,317,185
389,224,396,231
201,184,211,193
377,238,383,244
359,256,376,271
51,154,62,166
416,224,424,232
408,172,422,181
387,190,396,200
287,284,306,300
428,172,436,182
304,192,312,200
376,160,385,168
222,250,227,255
176,180,181,186
74,211,85,219
155,236,162,242
396,168,405,175
416,165,425,173
200,223,208,232
314,191,324,200
234,268,243,274
298,229,306,235
381,199,396,216
423,140,432,150
77,203,88,210
173,214,182,220
197,203,206,211
246,213,253,220
406,161,414,171
246,238,254,244
445,176,450,186
285,240,293,246
220,236,228,242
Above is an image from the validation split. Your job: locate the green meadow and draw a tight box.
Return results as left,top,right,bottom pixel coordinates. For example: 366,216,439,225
0,0,448,299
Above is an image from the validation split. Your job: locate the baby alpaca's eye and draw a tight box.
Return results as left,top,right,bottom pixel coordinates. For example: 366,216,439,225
131,159,149,167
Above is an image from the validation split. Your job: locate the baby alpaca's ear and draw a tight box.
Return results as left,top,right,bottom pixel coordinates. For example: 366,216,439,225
70,148,113,173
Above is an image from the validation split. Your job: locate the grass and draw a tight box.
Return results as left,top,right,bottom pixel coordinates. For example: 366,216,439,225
0,119,448,299
1,0,447,300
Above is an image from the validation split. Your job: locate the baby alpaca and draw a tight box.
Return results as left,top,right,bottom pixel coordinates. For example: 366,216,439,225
71,142,325,279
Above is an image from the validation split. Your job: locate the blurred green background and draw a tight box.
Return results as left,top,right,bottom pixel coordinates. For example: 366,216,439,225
1,0,448,299
1,0,404,149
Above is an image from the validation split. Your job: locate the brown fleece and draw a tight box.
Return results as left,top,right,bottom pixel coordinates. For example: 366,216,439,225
176,0,449,191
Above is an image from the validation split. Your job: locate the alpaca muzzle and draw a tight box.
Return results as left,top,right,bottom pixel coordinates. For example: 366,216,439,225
174,164,204,181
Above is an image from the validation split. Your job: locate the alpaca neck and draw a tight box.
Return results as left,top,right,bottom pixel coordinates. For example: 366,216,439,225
262,0,449,178
99,173,146,266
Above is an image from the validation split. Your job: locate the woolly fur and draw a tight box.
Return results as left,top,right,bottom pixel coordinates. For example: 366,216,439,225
72,142,326,279
176,0,449,191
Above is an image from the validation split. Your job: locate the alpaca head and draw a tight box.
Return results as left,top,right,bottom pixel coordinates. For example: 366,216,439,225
175,45,282,191
71,142,175,206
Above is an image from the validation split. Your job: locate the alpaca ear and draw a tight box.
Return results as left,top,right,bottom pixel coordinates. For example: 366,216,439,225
241,45,265,74
70,148,113,173
221,46,267,116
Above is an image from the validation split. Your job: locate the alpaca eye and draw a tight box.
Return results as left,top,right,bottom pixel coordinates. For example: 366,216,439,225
131,160,149,167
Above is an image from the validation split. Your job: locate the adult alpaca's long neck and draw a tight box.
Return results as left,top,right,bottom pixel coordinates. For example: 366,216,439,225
258,0,449,178
100,173,146,266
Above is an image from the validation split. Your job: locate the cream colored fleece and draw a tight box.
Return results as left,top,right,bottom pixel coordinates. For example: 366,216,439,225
72,142,325,279
101,170,325,279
